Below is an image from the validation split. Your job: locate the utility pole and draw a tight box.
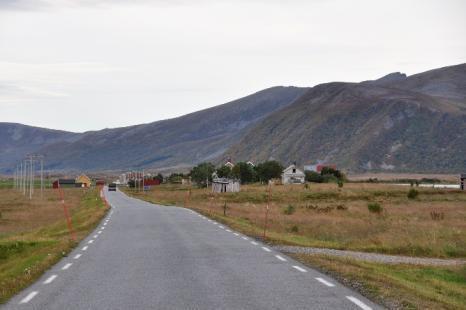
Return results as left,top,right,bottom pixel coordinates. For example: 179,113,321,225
23,160,27,196
29,155,33,200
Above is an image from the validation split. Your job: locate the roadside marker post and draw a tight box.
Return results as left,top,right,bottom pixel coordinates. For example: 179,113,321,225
263,183,271,240
55,183,76,241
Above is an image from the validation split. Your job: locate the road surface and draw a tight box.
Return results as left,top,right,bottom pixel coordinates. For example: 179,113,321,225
4,189,380,309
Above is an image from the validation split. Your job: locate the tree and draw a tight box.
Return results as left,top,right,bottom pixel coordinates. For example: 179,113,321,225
255,161,283,183
231,162,256,184
167,173,183,183
190,162,215,187
320,167,345,181
154,173,164,183
305,171,324,183
216,165,232,178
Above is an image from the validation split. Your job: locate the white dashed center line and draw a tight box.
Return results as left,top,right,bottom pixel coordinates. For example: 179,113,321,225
88,240,94,244
315,277,335,287
251,241,258,245
93,235,98,238
61,263,72,270
275,255,287,262
346,296,372,310
292,266,307,273
233,233,240,236
261,246,271,252
242,237,248,240
226,229,232,232
219,226,224,229
43,275,57,284
82,246,88,251
98,231,102,234
74,254,82,259
19,291,38,304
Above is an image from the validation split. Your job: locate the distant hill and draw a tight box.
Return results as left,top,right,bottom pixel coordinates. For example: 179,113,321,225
0,123,79,173
225,64,466,173
0,86,307,173
1,64,465,174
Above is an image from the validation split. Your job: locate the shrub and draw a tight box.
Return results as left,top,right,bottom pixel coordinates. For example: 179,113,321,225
407,188,419,199
368,202,383,213
291,225,299,233
337,180,344,188
430,211,444,221
305,171,324,183
283,204,295,215
336,204,347,210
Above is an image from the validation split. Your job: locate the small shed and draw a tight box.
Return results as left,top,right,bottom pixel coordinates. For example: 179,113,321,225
461,174,466,190
212,178,240,193
52,179,76,188
282,164,305,184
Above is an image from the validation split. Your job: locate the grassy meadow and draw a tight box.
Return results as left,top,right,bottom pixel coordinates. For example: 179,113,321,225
0,186,107,303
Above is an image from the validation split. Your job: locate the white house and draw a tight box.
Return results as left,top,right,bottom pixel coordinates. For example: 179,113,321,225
282,164,305,184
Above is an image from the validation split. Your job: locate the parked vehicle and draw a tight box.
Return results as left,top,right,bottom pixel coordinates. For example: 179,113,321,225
108,183,117,191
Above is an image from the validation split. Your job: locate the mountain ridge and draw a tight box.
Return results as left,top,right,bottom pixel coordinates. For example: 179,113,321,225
1,63,465,174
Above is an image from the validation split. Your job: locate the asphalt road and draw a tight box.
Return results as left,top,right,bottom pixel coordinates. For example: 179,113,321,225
4,189,380,310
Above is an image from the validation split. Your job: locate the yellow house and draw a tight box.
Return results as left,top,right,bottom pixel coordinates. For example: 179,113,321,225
76,174,92,188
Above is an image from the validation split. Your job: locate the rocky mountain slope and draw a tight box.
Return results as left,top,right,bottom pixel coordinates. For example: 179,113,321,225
2,64,465,174
225,64,466,173
0,86,307,172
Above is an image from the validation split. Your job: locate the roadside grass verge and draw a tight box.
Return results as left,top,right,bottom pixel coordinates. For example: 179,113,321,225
0,188,107,304
291,254,466,310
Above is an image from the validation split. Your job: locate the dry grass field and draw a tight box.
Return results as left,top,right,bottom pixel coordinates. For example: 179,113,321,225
126,182,466,309
128,183,466,258
0,186,107,303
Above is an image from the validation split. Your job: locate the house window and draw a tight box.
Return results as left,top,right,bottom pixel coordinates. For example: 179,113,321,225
293,168,296,173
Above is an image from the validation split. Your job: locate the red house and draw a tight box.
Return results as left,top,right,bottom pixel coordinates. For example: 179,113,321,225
143,179,161,186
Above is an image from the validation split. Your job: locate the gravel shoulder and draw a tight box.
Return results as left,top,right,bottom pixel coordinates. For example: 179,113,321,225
272,245,466,266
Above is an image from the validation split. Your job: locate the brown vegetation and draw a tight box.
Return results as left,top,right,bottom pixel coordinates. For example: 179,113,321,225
0,188,107,303
128,183,466,258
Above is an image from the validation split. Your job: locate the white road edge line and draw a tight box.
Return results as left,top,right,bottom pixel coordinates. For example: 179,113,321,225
315,277,335,287
219,226,224,229
242,237,248,240
261,246,271,252
233,233,240,236
82,246,88,251
74,254,82,259
226,229,232,232
62,263,72,270
43,275,57,284
346,296,373,310
19,291,38,304
275,255,287,262
292,265,307,273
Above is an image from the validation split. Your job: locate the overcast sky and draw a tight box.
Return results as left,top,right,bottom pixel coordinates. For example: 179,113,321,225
1,0,465,132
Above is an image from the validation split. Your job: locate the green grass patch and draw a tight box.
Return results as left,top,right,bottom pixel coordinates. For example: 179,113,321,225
292,254,466,309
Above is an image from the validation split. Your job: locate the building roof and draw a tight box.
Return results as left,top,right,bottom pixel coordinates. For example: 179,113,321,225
56,179,76,184
283,164,305,176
